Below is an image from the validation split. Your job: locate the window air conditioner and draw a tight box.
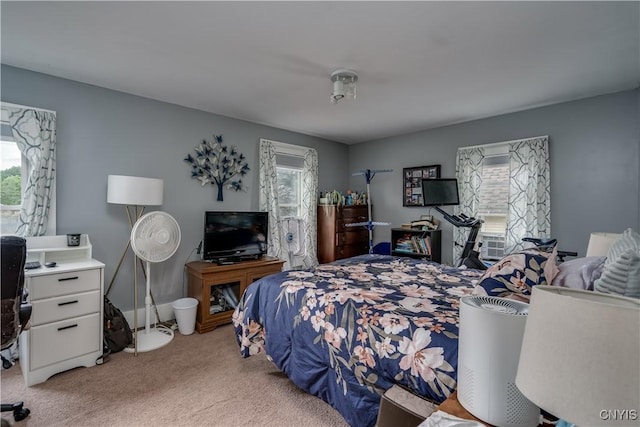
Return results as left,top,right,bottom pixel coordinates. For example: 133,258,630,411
481,234,505,260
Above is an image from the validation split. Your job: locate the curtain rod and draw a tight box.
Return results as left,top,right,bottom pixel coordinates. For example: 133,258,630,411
1,101,57,115
459,135,548,150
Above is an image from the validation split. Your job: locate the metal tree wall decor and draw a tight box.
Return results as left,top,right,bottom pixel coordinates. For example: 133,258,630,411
184,135,250,201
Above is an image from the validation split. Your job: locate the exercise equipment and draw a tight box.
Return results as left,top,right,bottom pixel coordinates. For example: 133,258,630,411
433,206,486,269
521,237,577,262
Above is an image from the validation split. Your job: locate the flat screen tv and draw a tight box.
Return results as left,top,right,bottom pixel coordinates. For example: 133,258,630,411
421,178,460,206
202,211,268,262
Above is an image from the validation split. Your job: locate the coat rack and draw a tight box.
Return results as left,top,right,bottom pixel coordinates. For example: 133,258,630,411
345,169,392,254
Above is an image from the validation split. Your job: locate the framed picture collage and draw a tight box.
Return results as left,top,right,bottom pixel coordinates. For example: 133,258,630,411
403,165,441,207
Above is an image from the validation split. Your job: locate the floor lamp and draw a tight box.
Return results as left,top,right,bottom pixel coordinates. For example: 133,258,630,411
106,175,164,355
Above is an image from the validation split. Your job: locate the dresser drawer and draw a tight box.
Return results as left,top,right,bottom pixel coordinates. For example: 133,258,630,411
29,268,101,300
29,313,101,370
340,212,368,223
338,205,368,218
336,231,368,246
337,220,371,232
30,290,101,326
337,243,369,259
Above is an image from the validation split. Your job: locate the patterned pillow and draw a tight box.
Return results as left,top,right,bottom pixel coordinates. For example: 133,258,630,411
594,228,640,298
473,248,559,300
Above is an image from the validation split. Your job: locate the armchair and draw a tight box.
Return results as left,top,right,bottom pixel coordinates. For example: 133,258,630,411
1,236,31,422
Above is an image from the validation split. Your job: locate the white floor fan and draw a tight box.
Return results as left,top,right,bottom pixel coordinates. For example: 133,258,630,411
281,218,305,270
125,211,181,354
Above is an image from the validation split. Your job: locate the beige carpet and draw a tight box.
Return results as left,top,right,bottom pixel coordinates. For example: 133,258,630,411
0,324,349,427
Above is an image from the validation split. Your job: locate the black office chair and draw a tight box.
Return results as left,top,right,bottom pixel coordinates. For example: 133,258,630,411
1,236,31,422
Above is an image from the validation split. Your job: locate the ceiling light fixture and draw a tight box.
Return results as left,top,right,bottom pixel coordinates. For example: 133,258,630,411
330,69,358,104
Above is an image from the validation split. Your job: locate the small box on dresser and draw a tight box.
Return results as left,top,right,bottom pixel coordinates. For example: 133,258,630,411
20,235,104,386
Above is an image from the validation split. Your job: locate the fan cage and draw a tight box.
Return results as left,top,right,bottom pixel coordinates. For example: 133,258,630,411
461,296,529,315
281,218,305,257
131,211,181,263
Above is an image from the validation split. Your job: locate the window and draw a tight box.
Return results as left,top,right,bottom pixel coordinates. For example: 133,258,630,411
277,165,302,218
477,153,509,260
0,139,25,234
260,138,318,270
456,136,550,262
275,151,305,219
0,103,56,236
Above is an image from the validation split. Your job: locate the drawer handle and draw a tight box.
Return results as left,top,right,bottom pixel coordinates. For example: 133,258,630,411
58,300,79,306
58,276,79,282
57,324,78,331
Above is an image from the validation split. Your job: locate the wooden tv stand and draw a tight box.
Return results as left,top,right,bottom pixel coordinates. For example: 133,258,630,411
186,256,285,333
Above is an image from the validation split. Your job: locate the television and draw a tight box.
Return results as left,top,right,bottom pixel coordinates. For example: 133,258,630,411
202,211,268,262
421,178,460,206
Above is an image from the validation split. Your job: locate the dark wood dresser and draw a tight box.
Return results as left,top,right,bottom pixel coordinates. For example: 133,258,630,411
317,204,369,263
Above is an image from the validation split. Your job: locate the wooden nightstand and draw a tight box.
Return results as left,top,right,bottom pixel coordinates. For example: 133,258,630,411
432,391,554,427
434,391,489,425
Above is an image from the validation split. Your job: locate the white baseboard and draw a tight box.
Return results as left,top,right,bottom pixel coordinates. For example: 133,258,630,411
122,302,176,329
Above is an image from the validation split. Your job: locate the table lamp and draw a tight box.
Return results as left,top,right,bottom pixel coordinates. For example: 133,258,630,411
516,285,640,426
586,232,621,257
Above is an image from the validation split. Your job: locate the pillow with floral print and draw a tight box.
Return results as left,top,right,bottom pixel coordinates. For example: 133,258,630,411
473,248,559,300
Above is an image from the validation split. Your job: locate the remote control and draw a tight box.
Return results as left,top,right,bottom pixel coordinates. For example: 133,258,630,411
45,262,57,268
25,261,41,269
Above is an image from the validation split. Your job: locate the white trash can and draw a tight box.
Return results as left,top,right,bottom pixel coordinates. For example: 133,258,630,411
172,297,198,335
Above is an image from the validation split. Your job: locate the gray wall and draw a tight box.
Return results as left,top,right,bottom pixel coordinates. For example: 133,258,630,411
3,63,638,305
1,65,350,311
349,89,640,265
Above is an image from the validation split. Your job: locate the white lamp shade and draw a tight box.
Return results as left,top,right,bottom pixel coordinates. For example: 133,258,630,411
107,175,164,206
516,286,640,426
586,232,621,257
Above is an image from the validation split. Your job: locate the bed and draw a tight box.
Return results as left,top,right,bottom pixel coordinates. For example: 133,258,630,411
235,227,632,427
232,254,485,427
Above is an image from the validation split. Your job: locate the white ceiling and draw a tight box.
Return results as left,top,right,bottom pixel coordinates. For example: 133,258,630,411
2,2,638,144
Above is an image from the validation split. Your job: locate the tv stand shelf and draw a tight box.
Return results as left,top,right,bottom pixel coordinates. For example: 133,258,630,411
186,256,285,333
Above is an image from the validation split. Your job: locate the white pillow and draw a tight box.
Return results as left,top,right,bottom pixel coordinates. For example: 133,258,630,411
551,256,606,290
594,228,640,298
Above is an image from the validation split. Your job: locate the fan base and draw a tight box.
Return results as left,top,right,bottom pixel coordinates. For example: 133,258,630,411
123,327,174,353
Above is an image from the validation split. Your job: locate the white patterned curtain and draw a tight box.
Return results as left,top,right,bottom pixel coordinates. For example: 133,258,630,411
505,136,551,253
301,148,318,268
259,140,318,270
259,140,282,262
6,107,57,237
454,147,484,263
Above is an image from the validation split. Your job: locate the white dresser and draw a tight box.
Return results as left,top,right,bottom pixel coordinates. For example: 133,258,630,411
19,235,104,386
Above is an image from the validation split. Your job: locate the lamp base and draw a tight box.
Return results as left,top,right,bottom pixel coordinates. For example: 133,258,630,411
123,327,174,353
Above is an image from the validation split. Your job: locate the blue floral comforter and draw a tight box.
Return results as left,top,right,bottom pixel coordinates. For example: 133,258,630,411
233,255,483,427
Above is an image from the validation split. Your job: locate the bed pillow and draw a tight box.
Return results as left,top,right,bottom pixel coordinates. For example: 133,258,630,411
550,256,606,290
473,248,559,300
594,228,640,298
